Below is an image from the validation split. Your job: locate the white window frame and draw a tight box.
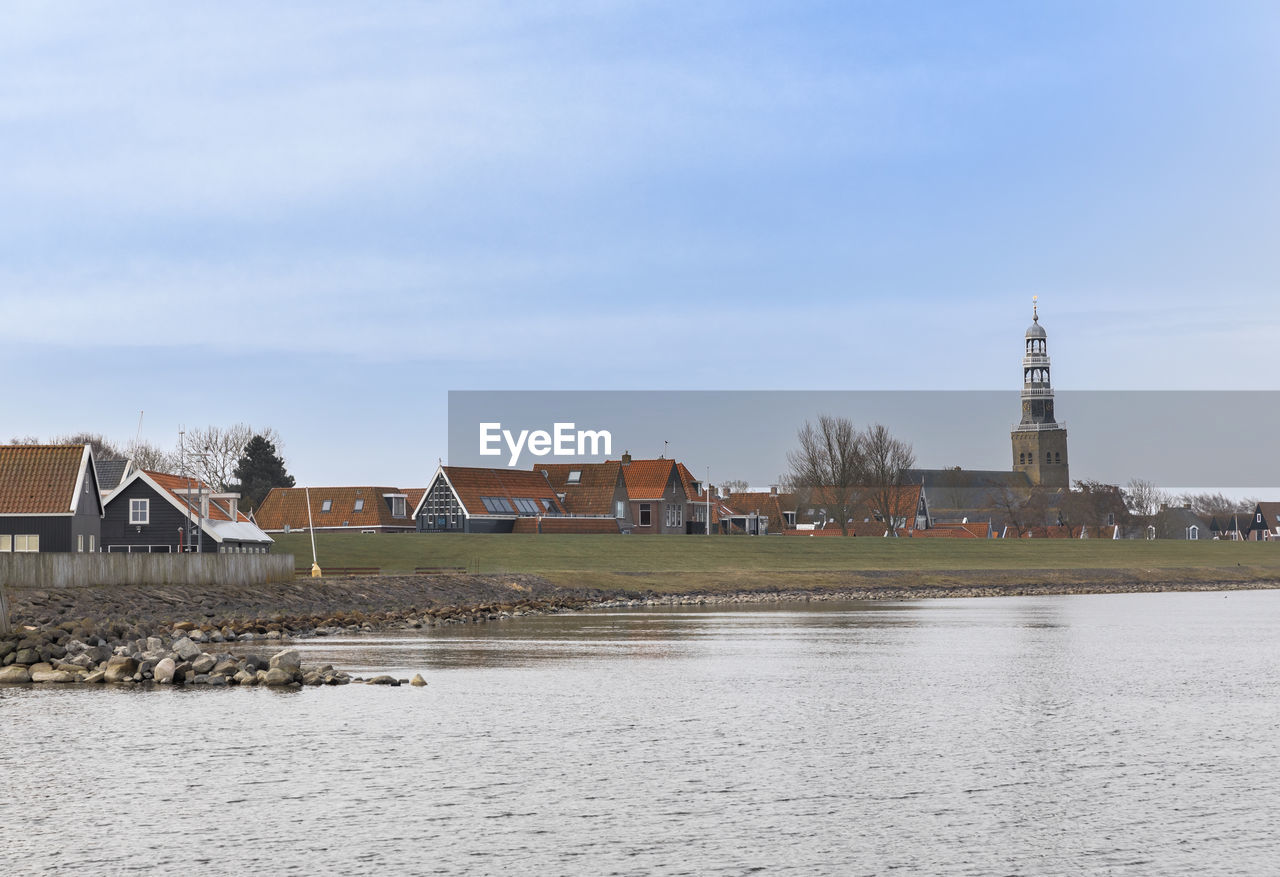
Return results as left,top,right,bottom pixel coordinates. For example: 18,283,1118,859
391,496,406,518
0,534,10,552
14,534,39,552
321,499,333,513
130,498,150,525
638,503,652,526
78,534,84,552
88,534,96,553
354,498,364,512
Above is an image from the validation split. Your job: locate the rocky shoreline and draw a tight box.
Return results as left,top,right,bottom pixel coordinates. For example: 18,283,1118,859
4,571,1279,689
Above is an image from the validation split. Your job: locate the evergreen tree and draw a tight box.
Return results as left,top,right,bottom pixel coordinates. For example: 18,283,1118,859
233,434,295,512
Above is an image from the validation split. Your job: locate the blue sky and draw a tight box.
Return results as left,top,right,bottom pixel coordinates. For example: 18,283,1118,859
3,1,1278,485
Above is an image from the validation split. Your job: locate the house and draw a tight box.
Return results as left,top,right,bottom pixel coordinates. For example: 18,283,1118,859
414,466,586,533
0,444,103,553
1146,506,1212,540
618,456,690,534
102,470,273,553
255,486,425,534
538,461,631,525
1246,503,1280,541
95,457,136,495
722,488,796,535
1210,512,1250,541
791,484,927,534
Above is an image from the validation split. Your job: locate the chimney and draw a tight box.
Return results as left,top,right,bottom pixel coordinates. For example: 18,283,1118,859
228,496,238,520
1160,503,1169,512
771,486,778,495
621,451,632,465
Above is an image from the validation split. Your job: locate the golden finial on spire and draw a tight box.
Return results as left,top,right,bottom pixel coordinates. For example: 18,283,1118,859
1032,295,1039,322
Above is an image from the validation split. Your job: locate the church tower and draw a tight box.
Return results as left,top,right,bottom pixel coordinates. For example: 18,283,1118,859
1011,298,1069,487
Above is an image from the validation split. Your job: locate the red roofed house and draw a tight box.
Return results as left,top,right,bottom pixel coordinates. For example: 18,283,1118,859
414,466,583,533
618,455,691,534
537,461,631,525
721,488,796,535
102,470,273,553
254,486,424,534
0,444,103,553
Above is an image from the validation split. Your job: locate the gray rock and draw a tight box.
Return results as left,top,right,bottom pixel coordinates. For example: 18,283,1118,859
265,630,282,640
190,654,217,674
367,675,399,686
211,660,239,676
0,665,31,683
233,670,257,686
153,657,177,684
263,667,293,686
268,649,301,673
103,655,139,684
146,636,165,653
172,637,202,661
13,648,40,665
0,641,15,660
206,675,228,686
82,669,106,684
31,668,75,683
410,674,427,687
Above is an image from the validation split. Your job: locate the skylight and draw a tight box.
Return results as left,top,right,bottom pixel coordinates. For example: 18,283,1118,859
567,470,581,484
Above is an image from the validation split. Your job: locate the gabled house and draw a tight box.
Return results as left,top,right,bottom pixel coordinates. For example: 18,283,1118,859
102,470,273,553
1146,506,1212,540
618,456,689,534
255,486,424,534
414,466,572,533
537,461,631,524
792,484,927,534
1210,512,1250,541
0,444,103,553
1246,503,1280,541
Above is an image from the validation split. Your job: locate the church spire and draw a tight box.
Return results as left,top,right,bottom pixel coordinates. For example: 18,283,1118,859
1011,299,1069,487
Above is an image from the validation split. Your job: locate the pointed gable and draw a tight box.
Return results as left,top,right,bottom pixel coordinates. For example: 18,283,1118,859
0,444,97,516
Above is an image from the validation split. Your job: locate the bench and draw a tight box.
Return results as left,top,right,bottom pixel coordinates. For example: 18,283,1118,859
413,566,467,575
295,566,382,577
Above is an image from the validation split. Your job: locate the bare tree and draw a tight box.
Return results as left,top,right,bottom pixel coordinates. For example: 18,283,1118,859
124,438,177,472
787,415,867,536
989,483,1033,537
719,479,751,495
50,432,123,459
180,424,281,491
1174,491,1258,520
1124,479,1169,518
861,423,917,536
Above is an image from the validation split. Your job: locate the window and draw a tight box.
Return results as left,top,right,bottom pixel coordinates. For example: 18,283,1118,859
665,503,683,528
14,534,39,552
390,496,406,518
1189,526,1199,540
638,503,652,526
0,535,9,551
1046,451,1052,464
480,496,512,514
614,500,625,518
89,535,95,553
513,497,542,515
78,534,84,553
567,470,581,484
130,498,149,525
321,499,332,512
542,498,558,513
354,499,364,512
1055,452,1061,463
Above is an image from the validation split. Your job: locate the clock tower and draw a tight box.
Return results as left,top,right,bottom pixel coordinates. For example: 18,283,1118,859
1011,298,1069,488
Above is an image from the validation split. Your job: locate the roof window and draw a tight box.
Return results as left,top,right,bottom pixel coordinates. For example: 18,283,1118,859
354,499,364,512
480,496,512,514
321,499,332,513
567,470,581,484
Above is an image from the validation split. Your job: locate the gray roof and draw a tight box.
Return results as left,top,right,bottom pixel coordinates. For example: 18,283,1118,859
905,468,1061,526
96,458,131,492
1026,320,1046,339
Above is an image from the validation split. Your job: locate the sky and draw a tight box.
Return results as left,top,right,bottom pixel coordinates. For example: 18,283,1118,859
3,1,1278,486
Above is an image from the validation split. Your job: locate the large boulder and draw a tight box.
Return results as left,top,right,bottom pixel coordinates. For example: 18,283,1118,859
268,649,301,674
31,667,75,684
263,667,294,686
103,656,139,684
13,648,40,666
0,665,31,683
190,654,217,674
172,637,202,661
153,658,177,684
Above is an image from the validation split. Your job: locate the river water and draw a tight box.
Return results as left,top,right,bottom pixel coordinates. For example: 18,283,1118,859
4,589,1280,875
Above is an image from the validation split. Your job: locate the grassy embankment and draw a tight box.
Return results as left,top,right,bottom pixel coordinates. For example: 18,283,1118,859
271,533,1280,595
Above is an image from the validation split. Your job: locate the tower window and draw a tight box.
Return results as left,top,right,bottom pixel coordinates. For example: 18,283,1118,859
1055,452,1061,463
1046,452,1052,464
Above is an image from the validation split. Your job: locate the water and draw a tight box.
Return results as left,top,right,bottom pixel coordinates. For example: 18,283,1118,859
4,589,1280,875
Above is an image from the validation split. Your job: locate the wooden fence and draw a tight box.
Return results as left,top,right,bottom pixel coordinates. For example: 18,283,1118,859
0,553,296,634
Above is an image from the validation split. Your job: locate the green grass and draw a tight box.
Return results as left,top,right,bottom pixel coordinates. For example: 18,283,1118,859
272,532,1280,593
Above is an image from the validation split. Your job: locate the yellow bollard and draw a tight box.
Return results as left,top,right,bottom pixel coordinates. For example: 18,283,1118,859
311,562,322,578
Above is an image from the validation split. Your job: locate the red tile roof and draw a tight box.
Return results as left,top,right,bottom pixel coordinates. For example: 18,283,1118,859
537,462,624,516
441,467,566,517
619,458,679,500
255,486,421,531
0,444,94,515
145,471,253,523
511,517,621,534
